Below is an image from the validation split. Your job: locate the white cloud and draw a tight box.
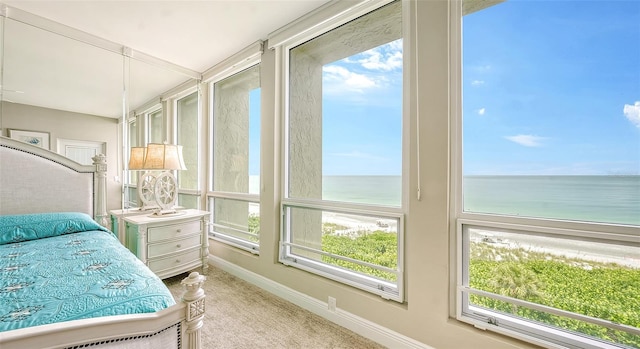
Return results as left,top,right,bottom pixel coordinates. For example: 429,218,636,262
505,134,545,147
386,39,403,52
477,108,486,115
358,49,402,71
344,40,403,72
471,80,485,86
323,40,402,98
623,101,640,128
323,65,377,93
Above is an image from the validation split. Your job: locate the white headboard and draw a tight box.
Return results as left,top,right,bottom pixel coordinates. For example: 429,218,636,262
0,136,108,227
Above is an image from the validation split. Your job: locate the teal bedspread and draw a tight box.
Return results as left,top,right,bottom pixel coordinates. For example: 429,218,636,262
0,213,176,332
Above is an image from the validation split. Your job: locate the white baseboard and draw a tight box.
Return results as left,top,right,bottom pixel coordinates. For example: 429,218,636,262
208,256,434,349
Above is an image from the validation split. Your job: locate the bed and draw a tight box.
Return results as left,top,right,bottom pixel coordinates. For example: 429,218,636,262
0,136,206,349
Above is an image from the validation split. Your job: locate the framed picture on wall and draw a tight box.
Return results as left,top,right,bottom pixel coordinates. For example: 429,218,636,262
8,129,50,150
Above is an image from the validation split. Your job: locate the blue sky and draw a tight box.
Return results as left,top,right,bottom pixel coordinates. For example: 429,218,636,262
249,0,639,177
321,39,403,176
463,0,640,175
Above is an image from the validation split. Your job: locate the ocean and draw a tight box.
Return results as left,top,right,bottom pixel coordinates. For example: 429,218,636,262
250,175,639,226
464,176,640,226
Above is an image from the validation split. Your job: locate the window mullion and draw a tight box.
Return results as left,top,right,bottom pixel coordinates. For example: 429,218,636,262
462,286,640,336
283,241,399,275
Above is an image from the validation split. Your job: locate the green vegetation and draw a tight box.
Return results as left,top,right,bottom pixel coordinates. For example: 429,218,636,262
321,228,398,281
248,214,260,235
470,242,640,348
256,216,639,347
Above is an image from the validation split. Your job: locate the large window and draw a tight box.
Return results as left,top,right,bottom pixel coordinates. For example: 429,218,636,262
456,1,640,348
176,91,200,209
208,63,261,252
147,108,164,144
124,117,139,208
280,1,405,301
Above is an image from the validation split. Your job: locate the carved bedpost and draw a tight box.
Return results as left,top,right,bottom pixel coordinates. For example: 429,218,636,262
181,272,206,349
92,154,110,229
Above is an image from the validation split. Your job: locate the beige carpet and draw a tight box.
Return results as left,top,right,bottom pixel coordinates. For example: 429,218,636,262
164,266,387,349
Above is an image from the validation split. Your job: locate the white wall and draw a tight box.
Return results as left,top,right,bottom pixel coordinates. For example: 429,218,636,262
1,102,121,211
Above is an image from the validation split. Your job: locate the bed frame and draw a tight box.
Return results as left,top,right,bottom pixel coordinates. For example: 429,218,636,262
0,136,206,349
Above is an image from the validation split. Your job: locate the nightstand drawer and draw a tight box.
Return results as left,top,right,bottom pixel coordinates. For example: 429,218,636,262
148,248,201,272
148,234,201,258
123,209,209,279
148,220,201,242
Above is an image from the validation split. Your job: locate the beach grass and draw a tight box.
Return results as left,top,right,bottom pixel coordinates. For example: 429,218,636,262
469,242,640,348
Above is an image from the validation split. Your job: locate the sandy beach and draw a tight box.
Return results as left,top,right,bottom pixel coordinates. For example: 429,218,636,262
469,228,640,268
322,211,398,236
250,204,398,236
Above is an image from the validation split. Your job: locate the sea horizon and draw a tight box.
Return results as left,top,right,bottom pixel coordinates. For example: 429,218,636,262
250,174,639,226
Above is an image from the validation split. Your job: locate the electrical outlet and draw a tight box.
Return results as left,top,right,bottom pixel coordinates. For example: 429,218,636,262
328,296,336,312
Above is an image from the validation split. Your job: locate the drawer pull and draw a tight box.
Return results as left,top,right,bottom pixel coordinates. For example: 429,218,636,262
176,259,181,263
177,229,182,233
177,244,182,248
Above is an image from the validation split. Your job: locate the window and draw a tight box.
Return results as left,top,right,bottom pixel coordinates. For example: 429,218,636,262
279,0,405,301
208,63,261,252
124,117,139,208
456,1,640,348
147,109,164,144
176,91,200,209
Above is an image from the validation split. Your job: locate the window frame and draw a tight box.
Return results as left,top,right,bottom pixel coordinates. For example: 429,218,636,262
450,1,640,348
172,87,201,208
171,86,202,192
146,107,164,144
123,115,140,208
208,194,260,253
280,199,405,301
205,42,263,253
274,0,408,302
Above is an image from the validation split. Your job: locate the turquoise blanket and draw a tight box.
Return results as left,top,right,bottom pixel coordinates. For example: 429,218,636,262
0,213,176,332
0,212,110,245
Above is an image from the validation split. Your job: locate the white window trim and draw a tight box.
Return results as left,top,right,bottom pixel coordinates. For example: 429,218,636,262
449,1,640,347
280,201,405,302
163,80,200,103
133,101,162,120
208,195,260,254
456,221,640,349
206,51,262,194
267,0,395,50
202,41,263,84
274,0,406,206
206,47,262,254
145,107,164,144
275,0,408,302
172,87,201,194
123,115,141,208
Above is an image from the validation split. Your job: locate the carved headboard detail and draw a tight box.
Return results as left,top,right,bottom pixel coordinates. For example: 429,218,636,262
0,136,108,227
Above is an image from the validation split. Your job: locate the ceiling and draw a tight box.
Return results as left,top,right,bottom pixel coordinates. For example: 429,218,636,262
0,0,330,118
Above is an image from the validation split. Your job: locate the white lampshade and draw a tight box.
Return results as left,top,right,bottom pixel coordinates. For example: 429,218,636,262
142,143,187,171
128,147,147,170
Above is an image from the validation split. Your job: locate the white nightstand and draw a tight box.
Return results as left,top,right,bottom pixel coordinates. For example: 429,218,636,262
109,208,151,244
123,209,210,279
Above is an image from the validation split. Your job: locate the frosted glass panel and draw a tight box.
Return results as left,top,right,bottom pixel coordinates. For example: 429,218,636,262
177,92,199,190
